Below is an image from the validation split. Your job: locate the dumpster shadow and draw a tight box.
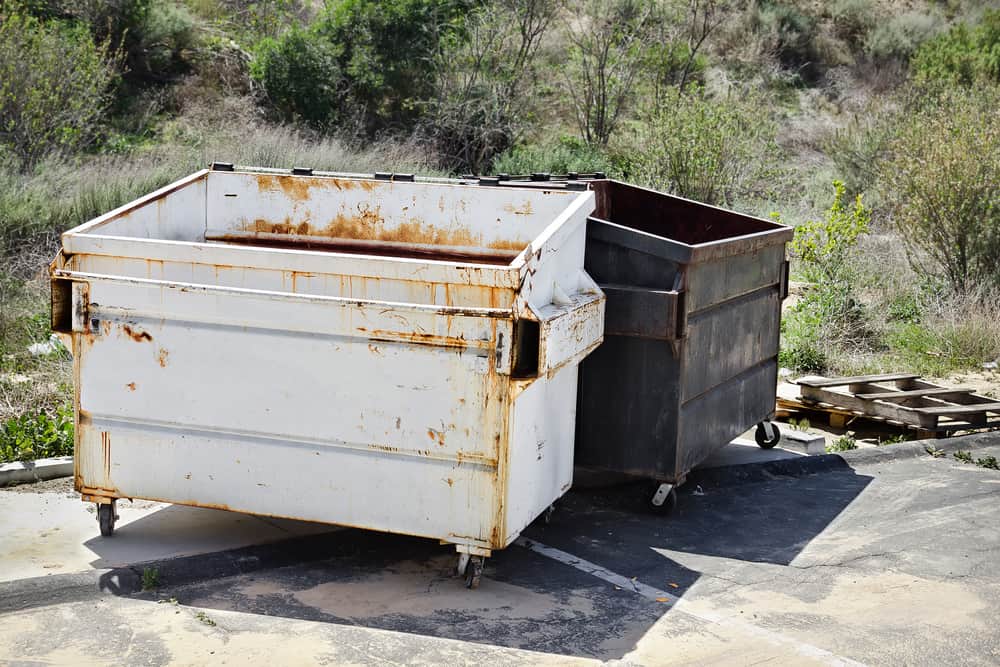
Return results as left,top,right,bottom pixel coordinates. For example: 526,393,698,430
82,503,334,570
88,459,872,661
529,457,875,580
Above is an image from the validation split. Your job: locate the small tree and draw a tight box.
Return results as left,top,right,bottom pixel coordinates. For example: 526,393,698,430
0,12,119,169
426,0,557,173
251,25,346,130
562,0,655,146
630,87,781,206
879,85,1000,292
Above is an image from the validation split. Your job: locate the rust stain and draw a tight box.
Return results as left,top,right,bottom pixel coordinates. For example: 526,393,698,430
395,417,401,429
126,382,136,391
368,343,382,355
255,173,316,201
101,431,111,479
446,477,454,487
487,238,528,251
362,328,470,349
122,324,152,343
369,444,400,454
157,348,169,367
503,200,534,216
427,428,446,446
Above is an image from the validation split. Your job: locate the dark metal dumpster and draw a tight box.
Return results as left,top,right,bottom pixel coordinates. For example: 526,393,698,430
575,180,793,512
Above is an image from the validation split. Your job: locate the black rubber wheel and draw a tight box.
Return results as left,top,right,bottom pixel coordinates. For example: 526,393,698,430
648,484,678,516
465,556,484,589
98,503,116,537
755,422,781,449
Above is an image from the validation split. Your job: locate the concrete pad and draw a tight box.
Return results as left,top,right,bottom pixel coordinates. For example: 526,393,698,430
0,478,332,583
0,595,596,666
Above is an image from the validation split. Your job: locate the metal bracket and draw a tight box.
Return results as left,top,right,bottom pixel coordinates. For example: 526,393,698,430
779,259,790,300
651,483,675,507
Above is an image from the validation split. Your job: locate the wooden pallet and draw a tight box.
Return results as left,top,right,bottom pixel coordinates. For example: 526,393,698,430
795,373,1000,435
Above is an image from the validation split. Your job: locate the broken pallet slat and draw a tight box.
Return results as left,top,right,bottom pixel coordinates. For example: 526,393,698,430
911,402,1000,416
856,388,975,400
796,373,920,388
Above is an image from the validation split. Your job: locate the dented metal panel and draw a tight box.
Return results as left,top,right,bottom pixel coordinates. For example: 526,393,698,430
55,167,604,555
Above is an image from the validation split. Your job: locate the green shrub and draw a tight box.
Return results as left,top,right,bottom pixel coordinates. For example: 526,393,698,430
314,0,474,135
491,136,621,177
251,26,345,129
789,181,870,284
0,12,120,168
827,434,858,452
911,10,1000,86
0,404,74,463
780,182,872,373
141,1,198,78
878,85,1000,292
865,11,942,63
629,87,781,207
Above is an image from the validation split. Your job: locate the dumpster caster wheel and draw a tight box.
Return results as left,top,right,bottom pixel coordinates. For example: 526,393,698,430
755,422,781,449
464,556,484,589
649,483,677,515
97,501,117,537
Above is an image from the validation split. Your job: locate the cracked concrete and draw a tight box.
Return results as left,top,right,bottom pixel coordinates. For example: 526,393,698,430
1,437,998,665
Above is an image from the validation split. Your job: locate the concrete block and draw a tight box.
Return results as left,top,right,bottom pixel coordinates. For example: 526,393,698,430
0,456,73,487
780,430,826,456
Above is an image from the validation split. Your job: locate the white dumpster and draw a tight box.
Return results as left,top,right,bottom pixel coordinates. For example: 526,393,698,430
50,165,604,586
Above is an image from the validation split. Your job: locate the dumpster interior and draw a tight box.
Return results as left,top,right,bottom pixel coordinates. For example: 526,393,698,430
85,170,584,265
590,180,783,244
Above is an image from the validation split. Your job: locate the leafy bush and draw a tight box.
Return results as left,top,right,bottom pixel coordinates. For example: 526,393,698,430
878,85,1000,292
789,181,871,284
629,87,781,207
911,10,1000,86
491,136,621,177
251,26,345,129
140,1,198,79
780,182,872,373
865,10,942,63
0,12,120,168
314,0,475,135
0,405,74,463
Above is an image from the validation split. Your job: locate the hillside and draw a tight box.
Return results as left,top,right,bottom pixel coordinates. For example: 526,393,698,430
1,0,999,456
